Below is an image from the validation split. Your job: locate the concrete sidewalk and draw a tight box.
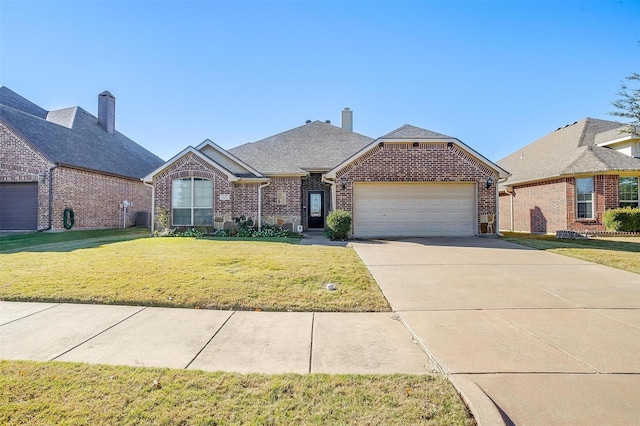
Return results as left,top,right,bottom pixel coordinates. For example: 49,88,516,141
351,237,640,426
0,302,431,375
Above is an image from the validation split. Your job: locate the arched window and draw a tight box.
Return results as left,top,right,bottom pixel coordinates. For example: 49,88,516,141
172,177,213,226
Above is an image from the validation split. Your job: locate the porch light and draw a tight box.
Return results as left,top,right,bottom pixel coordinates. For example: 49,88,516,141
486,176,493,189
340,177,347,190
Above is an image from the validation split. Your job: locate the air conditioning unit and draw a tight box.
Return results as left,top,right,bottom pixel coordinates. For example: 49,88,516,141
135,211,151,228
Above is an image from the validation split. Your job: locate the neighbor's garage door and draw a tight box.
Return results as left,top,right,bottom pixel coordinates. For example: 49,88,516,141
354,183,475,238
0,182,38,230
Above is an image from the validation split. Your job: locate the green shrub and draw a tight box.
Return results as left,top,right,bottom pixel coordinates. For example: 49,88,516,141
326,209,352,240
602,207,640,232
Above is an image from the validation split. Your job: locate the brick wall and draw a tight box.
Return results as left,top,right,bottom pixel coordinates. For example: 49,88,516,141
1,123,52,229
565,175,618,232
501,175,622,234
333,143,498,233
154,151,235,228
51,166,151,229
261,177,302,229
500,179,568,233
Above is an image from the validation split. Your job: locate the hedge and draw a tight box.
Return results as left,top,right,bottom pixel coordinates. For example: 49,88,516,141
602,207,640,232
326,209,352,240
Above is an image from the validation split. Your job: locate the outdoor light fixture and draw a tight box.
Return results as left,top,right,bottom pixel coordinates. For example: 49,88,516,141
38,173,46,184
340,177,347,190
486,176,493,189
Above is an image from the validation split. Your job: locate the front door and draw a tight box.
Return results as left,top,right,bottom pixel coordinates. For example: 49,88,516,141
307,191,325,228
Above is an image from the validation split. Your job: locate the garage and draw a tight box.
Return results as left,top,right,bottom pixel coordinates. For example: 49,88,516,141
354,182,475,237
0,182,38,231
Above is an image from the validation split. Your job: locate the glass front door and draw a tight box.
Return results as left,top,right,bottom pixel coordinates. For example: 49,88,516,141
307,191,325,228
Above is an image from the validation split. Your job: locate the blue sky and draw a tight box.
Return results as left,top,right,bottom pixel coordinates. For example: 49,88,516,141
1,0,638,162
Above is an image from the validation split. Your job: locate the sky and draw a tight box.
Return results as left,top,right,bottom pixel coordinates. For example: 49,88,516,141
1,0,638,162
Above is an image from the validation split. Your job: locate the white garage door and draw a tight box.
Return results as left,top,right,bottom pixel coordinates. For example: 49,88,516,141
354,183,475,238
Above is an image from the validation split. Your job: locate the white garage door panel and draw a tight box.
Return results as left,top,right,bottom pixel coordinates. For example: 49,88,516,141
354,183,475,237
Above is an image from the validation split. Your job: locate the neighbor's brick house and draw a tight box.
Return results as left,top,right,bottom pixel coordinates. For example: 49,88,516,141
497,118,640,233
145,110,508,238
0,87,164,231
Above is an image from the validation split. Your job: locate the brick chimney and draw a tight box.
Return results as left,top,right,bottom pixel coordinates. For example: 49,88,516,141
341,107,353,132
98,91,115,134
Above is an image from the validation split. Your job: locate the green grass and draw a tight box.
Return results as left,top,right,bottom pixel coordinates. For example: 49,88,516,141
0,235,389,312
0,360,474,425
0,228,150,252
501,232,640,274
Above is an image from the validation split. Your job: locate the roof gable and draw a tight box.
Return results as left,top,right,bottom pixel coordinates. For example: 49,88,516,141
379,124,454,140
229,120,374,175
497,118,639,187
196,139,263,177
0,88,164,179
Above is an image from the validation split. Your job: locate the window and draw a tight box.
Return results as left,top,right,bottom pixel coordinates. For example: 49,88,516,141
619,177,639,208
172,178,213,226
576,177,594,219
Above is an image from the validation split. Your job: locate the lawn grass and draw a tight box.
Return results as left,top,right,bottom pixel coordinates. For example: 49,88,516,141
501,232,640,274
0,360,474,425
0,237,389,312
0,228,150,252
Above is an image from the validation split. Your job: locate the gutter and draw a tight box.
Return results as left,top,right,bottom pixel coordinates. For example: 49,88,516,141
257,180,271,230
500,178,512,234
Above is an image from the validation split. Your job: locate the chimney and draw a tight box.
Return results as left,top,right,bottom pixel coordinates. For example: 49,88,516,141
98,91,115,134
341,107,353,132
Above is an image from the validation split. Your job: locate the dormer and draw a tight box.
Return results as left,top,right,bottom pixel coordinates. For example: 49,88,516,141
595,125,640,158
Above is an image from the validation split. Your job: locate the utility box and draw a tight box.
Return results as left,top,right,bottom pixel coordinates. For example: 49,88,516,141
135,211,151,228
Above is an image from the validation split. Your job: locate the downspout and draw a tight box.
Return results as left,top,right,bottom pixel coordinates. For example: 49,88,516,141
257,180,271,230
143,180,155,236
502,180,513,234
45,164,59,231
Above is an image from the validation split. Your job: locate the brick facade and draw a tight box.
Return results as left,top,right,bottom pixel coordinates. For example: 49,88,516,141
333,143,498,233
261,177,302,229
1,123,151,230
500,175,627,233
1,123,52,229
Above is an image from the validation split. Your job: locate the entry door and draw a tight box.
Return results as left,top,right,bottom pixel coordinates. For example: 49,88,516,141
307,191,325,228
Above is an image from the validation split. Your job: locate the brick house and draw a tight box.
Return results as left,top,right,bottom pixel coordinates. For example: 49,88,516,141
0,87,164,231
144,110,508,237
496,118,640,233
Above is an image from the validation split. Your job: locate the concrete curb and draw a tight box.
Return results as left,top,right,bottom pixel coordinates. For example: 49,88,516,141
449,375,508,426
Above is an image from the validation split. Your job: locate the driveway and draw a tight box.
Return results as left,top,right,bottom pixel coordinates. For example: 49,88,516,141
351,237,640,426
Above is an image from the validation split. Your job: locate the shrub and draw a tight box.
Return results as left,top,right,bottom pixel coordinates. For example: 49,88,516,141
602,207,640,232
326,209,352,240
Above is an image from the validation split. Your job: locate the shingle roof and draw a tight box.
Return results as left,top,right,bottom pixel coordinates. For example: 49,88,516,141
496,117,640,187
0,87,164,179
229,120,374,174
379,124,454,139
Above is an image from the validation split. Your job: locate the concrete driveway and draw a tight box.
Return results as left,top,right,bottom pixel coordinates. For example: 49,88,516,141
351,237,640,426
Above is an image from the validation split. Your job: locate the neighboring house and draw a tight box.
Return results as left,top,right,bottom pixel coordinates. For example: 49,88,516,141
144,109,508,237
0,87,164,231
497,117,640,233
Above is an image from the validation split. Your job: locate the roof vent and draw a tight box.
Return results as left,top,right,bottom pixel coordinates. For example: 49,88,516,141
305,120,312,124
325,120,331,124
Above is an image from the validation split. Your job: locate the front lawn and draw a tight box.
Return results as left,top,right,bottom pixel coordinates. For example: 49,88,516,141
0,360,475,425
0,236,389,312
501,232,640,274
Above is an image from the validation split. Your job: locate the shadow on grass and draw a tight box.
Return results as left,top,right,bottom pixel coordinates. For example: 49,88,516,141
502,235,640,254
0,229,150,253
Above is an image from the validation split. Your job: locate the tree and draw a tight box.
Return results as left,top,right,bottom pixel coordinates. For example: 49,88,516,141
609,72,640,129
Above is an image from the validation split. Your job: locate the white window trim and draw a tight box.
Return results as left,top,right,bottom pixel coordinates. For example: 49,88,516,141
576,177,594,220
172,177,213,226
619,176,639,208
